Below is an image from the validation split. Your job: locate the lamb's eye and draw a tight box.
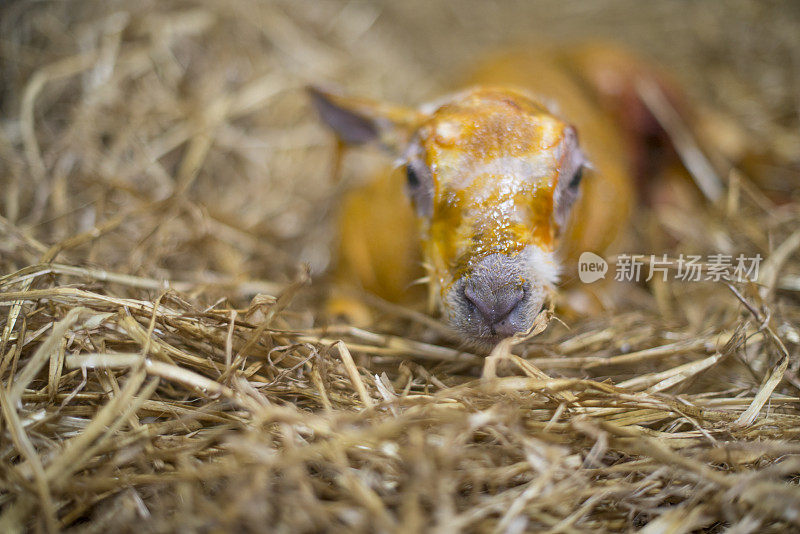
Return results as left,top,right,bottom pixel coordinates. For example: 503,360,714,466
406,165,420,188
403,161,433,218
569,166,583,189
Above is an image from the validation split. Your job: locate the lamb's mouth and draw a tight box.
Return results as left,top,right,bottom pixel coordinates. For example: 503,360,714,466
451,309,548,348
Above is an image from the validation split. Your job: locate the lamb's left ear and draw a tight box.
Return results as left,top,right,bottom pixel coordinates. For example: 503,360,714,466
308,85,422,157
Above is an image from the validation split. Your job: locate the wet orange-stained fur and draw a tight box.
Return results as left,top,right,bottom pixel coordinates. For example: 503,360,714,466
332,43,683,315
418,89,568,304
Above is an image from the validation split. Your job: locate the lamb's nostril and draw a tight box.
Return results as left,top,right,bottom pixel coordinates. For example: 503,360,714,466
463,284,525,327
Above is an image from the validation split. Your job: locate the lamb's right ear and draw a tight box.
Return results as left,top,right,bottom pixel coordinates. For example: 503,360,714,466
308,86,421,156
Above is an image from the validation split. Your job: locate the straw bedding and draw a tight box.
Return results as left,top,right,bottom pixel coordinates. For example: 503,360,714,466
1,1,799,532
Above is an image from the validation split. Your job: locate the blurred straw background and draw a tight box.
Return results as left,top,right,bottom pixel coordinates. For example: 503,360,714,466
1,0,799,532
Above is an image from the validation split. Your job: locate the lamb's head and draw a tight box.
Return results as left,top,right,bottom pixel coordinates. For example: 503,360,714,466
310,86,585,346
